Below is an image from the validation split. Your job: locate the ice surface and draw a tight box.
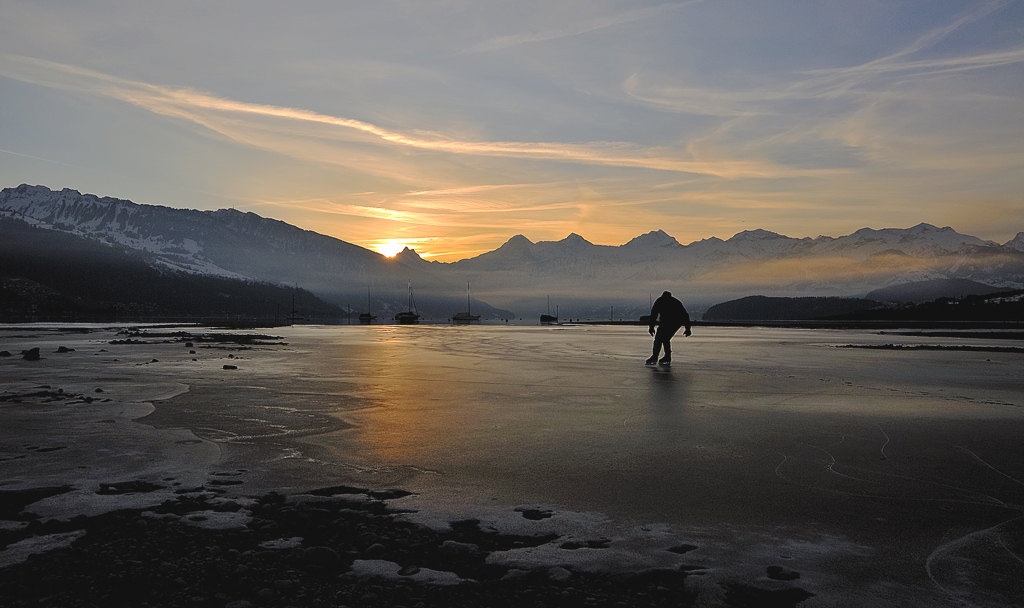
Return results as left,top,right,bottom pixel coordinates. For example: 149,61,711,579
1,323,1022,606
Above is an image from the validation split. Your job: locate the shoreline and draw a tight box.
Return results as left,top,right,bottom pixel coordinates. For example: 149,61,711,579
6,318,1024,331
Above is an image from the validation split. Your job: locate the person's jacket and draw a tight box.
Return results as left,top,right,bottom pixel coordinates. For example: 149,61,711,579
649,295,690,332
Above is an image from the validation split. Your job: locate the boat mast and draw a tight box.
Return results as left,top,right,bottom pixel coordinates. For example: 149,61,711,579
408,280,419,314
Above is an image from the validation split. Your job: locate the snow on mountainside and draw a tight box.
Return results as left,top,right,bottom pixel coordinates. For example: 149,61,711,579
0,184,249,278
623,230,681,249
447,220,1024,312
819,224,998,257
0,184,396,280
0,185,502,318
3,184,1023,316
452,221,1004,270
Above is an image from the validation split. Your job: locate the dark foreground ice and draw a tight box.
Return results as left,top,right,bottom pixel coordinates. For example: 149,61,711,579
1,324,1022,607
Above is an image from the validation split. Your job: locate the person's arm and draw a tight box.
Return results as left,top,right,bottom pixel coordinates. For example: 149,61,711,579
648,302,658,335
682,307,692,337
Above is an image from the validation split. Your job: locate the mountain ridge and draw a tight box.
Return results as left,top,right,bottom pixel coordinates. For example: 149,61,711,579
3,184,1023,317
0,216,344,322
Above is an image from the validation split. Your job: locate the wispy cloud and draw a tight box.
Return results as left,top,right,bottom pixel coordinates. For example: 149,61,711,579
625,0,1024,116
627,45,1024,117
404,183,539,197
249,197,432,223
0,148,78,168
0,52,809,180
463,1,706,54
799,0,1018,94
797,49,1024,99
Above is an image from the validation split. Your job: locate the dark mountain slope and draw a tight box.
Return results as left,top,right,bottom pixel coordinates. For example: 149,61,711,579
0,218,342,322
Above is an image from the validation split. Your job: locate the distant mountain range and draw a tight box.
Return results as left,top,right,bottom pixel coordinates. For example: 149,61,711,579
440,225,1024,316
3,184,1023,320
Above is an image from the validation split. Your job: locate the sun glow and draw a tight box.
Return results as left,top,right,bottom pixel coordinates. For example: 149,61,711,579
373,240,412,257
367,237,452,258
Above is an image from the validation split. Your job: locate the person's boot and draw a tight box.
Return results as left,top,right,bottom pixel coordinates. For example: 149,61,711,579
645,356,658,365
658,357,671,365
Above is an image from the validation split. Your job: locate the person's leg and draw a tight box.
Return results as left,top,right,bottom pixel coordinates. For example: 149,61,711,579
657,324,680,363
647,337,661,364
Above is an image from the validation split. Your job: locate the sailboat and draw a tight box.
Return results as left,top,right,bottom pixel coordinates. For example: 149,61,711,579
286,285,305,325
452,281,481,322
540,296,558,324
393,281,420,324
358,287,376,323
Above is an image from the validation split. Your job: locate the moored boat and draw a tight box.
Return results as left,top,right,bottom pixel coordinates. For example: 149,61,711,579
453,281,481,322
359,287,376,322
394,281,420,323
540,296,558,324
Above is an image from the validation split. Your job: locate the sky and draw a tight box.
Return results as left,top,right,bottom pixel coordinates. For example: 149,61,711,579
1,1,1022,261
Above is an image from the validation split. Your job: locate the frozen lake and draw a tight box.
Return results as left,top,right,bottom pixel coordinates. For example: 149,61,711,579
2,324,1022,606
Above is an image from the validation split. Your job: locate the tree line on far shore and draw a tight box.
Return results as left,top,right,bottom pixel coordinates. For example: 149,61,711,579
702,292,1024,323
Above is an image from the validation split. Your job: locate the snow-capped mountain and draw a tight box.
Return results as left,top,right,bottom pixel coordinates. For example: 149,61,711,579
0,184,380,280
622,229,682,250
3,184,1022,317
445,221,1024,314
9,187,209,279
0,184,502,319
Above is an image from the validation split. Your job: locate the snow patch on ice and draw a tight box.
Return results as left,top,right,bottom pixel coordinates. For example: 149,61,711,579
0,520,28,533
0,530,86,568
349,559,465,585
178,509,253,530
260,537,304,550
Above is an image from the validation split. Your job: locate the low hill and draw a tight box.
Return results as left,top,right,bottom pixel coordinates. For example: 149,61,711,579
703,296,881,322
832,290,1024,323
866,278,1004,303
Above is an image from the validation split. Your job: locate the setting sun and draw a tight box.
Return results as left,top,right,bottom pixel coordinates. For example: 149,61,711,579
368,237,448,258
373,240,410,257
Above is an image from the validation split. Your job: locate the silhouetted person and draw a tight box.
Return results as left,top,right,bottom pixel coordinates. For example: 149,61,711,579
647,291,691,365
